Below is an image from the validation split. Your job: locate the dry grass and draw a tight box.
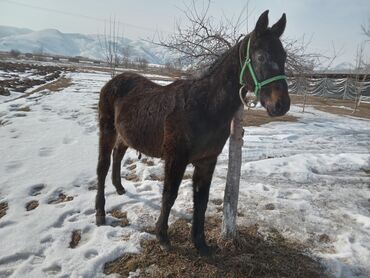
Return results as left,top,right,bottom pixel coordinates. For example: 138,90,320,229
25,200,39,211
146,174,164,181
242,95,370,127
243,109,298,127
69,230,81,249
31,76,73,93
104,217,327,278
0,202,8,219
291,95,370,119
4,76,74,104
141,158,155,167
16,106,31,112
0,119,10,127
48,193,74,204
109,209,130,227
124,173,140,182
183,173,193,180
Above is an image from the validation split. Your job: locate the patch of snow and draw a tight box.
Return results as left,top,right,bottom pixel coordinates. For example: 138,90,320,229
0,69,369,277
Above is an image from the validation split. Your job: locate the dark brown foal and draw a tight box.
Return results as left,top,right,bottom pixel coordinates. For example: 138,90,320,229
95,10,290,255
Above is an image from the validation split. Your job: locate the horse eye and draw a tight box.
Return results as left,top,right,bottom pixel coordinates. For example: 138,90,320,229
257,54,265,63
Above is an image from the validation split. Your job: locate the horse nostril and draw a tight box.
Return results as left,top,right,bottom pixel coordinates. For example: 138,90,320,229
275,99,283,112
272,98,289,116
273,83,283,91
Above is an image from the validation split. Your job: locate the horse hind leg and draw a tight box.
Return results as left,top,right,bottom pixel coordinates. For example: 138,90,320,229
111,138,128,195
95,117,116,226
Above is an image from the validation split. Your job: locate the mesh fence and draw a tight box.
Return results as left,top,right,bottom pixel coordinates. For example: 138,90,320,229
288,76,370,100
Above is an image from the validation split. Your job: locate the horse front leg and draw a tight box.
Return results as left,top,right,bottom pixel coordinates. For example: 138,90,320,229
192,157,217,256
155,154,188,250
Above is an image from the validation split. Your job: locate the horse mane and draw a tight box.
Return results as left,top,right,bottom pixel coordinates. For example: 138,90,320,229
191,41,241,80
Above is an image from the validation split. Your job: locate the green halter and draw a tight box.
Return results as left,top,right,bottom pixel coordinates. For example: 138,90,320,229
239,37,286,106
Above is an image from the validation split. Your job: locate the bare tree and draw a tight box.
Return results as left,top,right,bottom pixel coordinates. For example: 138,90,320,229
353,43,366,112
163,58,184,76
9,49,21,58
361,17,370,41
33,46,44,56
121,44,132,68
360,16,370,68
99,17,121,77
353,18,370,113
283,36,317,76
135,57,149,70
153,0,246,69
281,36,311,112
284,35,343,112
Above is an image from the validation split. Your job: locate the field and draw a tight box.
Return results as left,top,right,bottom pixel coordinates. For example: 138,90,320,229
0,61,370,277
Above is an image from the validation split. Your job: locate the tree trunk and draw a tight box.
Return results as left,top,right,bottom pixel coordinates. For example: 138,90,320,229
222,105,244,239
301,76,308,113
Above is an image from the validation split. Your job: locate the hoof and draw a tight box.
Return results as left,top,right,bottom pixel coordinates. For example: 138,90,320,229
115,186,126,195
159,240,172,251
96,215,106,226
197,244,213,257
156,232,171,251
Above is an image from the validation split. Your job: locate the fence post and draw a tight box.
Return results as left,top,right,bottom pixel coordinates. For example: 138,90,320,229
343,78,348,100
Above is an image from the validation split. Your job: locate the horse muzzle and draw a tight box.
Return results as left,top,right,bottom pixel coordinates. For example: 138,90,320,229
260,82,290,117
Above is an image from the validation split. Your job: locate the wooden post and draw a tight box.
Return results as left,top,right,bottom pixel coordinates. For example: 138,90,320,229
222,105,244,239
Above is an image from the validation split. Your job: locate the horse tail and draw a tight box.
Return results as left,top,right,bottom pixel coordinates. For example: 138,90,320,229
98,74,136,131
96,73,140,225
98,80,116,136
97,74,139,149
95,80,118,225
96,80,118,192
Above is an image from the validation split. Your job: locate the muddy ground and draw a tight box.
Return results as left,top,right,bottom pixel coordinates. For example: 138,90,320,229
290,94,370,119
0,61,73,95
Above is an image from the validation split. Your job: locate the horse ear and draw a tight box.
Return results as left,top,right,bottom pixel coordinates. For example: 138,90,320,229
271,13,286,37
255,10,269,36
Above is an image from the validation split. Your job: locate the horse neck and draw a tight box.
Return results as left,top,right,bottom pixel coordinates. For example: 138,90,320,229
202,42,243,122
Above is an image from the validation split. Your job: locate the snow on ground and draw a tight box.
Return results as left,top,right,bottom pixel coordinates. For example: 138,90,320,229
0,70,369,277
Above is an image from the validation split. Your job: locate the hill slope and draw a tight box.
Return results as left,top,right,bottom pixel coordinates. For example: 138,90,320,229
0,25,170,64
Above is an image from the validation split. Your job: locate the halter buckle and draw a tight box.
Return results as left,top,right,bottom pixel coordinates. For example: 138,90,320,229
245,91,258,108
239,85,258,109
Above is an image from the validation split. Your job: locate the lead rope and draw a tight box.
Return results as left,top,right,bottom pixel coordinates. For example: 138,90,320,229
238,38,256,109
239,37,258,109
238,85,248,108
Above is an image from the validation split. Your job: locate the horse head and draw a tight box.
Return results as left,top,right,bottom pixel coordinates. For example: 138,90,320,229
240,10,290,117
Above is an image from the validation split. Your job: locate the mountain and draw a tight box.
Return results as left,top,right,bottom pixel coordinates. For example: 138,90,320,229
332,62,355,71
0,25,171,64
0,26,33,39
315,61,356,73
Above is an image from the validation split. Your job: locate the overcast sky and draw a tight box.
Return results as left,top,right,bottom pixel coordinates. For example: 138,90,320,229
0,0,369,66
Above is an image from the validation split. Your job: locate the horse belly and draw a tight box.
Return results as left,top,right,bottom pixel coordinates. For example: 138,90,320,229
189,124,230,162
115,98,168,158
